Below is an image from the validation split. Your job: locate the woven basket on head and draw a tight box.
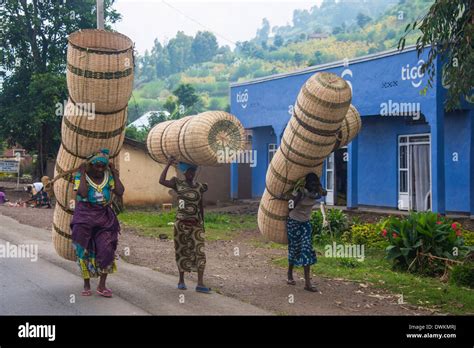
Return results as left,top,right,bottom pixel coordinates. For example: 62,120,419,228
146,120,174,163
147,111,246,166
61,99,127,158
67,29,134,114
161,116,193,162
334,104,361,150
258,72,352,244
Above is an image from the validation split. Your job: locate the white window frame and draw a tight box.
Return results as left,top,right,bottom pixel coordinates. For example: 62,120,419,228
268,143,277,165
397,133,432,211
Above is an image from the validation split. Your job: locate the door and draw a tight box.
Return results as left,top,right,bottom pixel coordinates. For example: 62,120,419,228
398,134,431,211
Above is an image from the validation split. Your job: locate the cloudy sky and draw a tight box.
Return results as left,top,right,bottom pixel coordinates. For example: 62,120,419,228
111,0,322,54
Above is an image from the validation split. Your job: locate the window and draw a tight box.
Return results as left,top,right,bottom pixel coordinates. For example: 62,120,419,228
268,143,277,165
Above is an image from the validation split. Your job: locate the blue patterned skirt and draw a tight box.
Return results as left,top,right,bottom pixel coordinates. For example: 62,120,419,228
287,217,317,266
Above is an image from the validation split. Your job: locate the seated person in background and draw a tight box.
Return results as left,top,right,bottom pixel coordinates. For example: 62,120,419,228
0,187,7,204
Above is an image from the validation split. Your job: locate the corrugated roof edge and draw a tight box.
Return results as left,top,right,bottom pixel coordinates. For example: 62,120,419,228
230,44,418,88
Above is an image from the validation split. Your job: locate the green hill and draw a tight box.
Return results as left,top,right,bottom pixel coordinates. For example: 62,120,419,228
128,0,433,125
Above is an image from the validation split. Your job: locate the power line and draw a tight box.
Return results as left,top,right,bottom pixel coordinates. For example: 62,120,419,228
161,0,237,46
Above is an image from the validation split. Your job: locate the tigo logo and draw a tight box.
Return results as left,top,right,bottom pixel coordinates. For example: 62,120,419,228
401,59,425,88
236,89,249,109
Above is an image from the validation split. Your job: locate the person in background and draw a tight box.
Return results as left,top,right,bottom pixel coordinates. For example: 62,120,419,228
71,149,124,298
159,156,211,294
0,187,7,205
286,172,326,292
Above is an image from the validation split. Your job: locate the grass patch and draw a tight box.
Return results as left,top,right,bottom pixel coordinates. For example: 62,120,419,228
272,247,474,315
119,210,257,241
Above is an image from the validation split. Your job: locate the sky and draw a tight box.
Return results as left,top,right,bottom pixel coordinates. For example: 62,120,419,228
112,0,322,54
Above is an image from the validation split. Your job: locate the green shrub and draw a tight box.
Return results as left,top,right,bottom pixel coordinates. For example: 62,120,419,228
381,212,471,276
310,208,349,244
461,230,474,246
342,223,389,249
450,263,474,288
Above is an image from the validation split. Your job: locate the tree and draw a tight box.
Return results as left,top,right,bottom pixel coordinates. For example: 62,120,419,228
191,31,218,64
294,53,305,66
0,0,121,177
166,31,194,73
273,35,284,47
173,84,200,110
398,0,473,110
256,18,271,43
356,12,372,28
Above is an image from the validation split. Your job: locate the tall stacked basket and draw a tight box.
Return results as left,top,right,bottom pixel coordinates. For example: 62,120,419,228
52,30,134,261
258,72,361,244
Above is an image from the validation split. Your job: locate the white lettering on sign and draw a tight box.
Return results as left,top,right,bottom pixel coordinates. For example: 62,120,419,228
0,160,20,173
236,89,249,109
401,59,425,88
341,68,353,92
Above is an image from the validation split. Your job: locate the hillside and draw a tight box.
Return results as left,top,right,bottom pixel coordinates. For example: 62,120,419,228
128,0,433,125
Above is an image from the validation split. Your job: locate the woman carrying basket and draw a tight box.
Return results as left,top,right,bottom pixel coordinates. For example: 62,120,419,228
286,172,326,292
159,156,211,294
71,148,124,298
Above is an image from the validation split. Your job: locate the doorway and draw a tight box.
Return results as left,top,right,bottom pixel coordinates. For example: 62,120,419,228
325,147,348,206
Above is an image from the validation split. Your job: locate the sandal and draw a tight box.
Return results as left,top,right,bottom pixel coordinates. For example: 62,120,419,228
96,288,113,298
81,289,92,296
304,285,318,293
177,283,187,290
287,279,296,285
195,286,212,294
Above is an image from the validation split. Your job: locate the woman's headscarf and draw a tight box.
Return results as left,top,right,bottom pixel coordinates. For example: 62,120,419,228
89,148,110,166
178,161,197,174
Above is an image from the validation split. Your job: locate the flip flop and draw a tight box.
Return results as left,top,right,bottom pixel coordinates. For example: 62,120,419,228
287,279,296,285
177,283,187,290
96,288,113,298
81,289,92,296
195,286,212,294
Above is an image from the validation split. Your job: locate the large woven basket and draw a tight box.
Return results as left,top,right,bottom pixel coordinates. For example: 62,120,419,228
334,105,361,150
61,99,127,158
67,29,134,113
259,165,324,244
52,203,76,261
258,72,353,244
147,111,246,166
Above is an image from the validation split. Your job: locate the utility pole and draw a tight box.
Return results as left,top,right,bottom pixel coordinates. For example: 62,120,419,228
97,0,104,30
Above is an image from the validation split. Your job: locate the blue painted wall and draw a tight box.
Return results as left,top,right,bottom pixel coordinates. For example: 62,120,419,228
251,126,276,197
444,111,471,213
230,47,473,213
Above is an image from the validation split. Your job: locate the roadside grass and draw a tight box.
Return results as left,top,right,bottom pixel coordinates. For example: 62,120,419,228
118,210,257,241
272,247,474,315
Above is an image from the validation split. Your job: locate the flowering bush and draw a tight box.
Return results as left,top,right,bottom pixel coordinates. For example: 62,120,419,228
341,223,389,249
381,212,472,276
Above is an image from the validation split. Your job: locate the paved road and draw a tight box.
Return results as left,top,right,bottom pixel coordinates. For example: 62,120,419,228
0,214,270,315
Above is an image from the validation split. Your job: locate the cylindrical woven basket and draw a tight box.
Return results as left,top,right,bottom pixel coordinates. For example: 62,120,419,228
258,72,353,244
334,104,361,150
179,111,246,165
259,165,323,244
67,29,134,113
146,120,174,163
61,99,127,158
52,203,76,261
162,116,193,161
147,111,246,166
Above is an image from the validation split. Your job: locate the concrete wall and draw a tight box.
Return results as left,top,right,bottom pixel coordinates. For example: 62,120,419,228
195,165,231,205
119,143,175,207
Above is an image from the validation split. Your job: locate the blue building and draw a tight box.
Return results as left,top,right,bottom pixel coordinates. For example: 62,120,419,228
229,46,474,217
